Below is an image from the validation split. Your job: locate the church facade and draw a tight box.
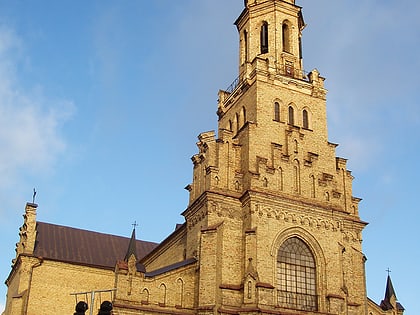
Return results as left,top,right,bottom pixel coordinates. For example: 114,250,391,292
3,1,405,315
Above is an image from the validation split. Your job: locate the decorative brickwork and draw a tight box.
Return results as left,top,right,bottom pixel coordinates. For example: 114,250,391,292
3,1,404,315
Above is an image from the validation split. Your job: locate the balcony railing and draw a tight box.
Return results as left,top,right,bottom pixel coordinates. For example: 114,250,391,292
225,65,310,94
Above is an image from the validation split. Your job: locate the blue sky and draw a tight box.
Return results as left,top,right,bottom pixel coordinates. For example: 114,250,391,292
0,0,418,313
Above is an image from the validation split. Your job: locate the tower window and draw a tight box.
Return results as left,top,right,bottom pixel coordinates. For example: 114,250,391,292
288,106,295,125
260,22,269,54
282,23,290,53
274,102,280,122
236,113,240,132
242,106,247,126
243,30,248,63
299,37,303,60
277,237,317,311
302,109,309,129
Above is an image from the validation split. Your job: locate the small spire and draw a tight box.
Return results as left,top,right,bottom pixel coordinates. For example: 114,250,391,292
384,274,397,302
124,223,138,261
380,273,404,312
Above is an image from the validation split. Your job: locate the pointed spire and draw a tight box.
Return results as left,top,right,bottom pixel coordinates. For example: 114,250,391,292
384,275,397,302
380,274,404,312
124,225,138,261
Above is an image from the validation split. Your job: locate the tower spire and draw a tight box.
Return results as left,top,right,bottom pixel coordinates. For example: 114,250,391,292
380,274,405,313
124,224,138,261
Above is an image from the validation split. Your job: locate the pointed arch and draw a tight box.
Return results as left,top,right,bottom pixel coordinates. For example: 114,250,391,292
141,288,149,304
241,106,247,127
271,227,326,312
260,21,269,54
176,278,184,307
277,237,317,311
159,283,167,306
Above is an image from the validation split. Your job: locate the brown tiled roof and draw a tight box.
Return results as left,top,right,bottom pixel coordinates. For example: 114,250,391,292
33,222,158,269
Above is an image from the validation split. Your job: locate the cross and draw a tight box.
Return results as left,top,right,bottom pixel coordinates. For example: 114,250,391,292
32,188,37,204
132,221,138,230
386,268,391,276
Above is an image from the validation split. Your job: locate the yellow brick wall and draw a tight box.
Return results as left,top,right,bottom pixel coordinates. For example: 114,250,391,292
5,258,115,315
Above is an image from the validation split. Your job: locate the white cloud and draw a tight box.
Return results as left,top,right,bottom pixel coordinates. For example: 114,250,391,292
0,26,74,207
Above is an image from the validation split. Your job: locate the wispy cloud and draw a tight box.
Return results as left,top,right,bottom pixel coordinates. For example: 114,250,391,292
0,26,74,211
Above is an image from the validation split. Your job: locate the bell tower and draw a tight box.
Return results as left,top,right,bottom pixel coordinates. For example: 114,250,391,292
237,0,305,81
184,1,368,314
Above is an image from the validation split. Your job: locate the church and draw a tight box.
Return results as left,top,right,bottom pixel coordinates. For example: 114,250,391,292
3,1,405,315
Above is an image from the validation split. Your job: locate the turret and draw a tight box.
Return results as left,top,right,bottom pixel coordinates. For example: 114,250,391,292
14,202,38,263
235,0,305,81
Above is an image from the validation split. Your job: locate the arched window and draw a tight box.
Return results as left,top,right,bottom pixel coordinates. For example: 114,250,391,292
277,237,317,311
236,113,240,132
260,22,269,54
177,278,184,307
159,283,167,306
282,23,290,53
142,288,150,304
288,106,295,125
303,109,309,129
274,102,280,122
242,106,247,126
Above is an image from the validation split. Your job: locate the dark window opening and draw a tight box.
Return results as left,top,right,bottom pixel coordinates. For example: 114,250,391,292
288,106,294,125
261,22,269,54
303,109,309,129
274,102,280,122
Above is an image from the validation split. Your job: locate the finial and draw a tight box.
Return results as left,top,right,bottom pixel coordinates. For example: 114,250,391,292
131,221,138,230
32,188,37,204
386,268,391,276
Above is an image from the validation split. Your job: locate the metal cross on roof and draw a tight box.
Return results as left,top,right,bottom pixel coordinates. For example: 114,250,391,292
32,188,37,204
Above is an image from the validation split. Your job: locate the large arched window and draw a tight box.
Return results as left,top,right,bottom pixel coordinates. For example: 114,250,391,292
260,22,269,54
277,237,317,311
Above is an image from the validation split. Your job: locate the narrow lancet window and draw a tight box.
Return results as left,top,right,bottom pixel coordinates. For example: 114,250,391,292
274,102,280,121
282,23,290,53
261,22,269,54
244,30,248,63
303,109,309,129
288,106,295,125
